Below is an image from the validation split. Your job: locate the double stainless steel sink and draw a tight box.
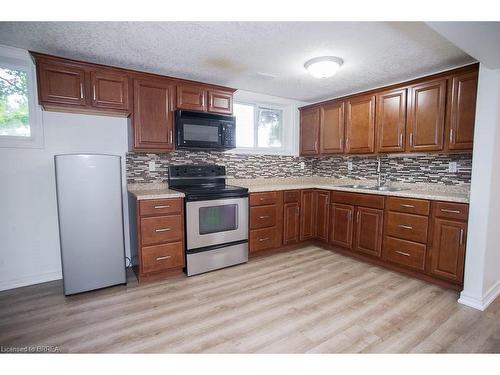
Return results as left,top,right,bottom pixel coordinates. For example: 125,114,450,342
335,184,407,192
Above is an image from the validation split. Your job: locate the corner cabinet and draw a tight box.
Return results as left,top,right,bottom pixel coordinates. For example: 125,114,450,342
130,78,176,152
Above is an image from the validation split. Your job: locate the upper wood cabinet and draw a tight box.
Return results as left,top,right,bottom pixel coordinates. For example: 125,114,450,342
177,84,207,112
407,79,447,152
131,78,176,151
345,94,376,154
376,88,407,153
446,71,478,151
300,107,320,155
37,61,87,107
90,70,130,111
208,89,233,114
320,102,345,154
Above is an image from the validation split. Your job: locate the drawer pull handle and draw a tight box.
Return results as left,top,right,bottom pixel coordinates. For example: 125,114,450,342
259,215,270,219
441,209,461,214
259,237,269,242
397,224,413,230
154,205,171,209
395,251,411,257
400,204,415,208
259,198,265,201
155,228,171,232
156,255,172,261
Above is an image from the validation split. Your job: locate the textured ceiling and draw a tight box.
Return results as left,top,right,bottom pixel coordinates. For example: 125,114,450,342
0,22,475,102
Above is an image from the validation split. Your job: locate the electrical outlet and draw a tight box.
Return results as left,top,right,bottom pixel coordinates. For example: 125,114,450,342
448,161,457,173
347,161,353,171
299,162,305,170
148,161,156,172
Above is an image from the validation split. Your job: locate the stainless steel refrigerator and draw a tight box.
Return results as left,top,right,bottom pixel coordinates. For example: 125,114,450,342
55,154,127,295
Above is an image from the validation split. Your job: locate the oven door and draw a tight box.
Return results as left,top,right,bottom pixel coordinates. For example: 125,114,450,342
186,197,248,250
177,117,223,149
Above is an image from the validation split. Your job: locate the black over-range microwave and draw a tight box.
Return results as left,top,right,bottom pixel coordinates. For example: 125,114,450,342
175,110,236,150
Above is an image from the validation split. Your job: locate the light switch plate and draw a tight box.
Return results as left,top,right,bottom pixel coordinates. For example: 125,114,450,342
148,161,156,172
448,161,457,173
347,161,353,171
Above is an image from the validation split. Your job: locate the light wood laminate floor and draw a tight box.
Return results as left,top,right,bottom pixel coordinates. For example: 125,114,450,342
1,246,499,353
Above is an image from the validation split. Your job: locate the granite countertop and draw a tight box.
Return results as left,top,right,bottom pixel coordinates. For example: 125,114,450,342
128,183,184,200
228,177,470,204
127,177,470,203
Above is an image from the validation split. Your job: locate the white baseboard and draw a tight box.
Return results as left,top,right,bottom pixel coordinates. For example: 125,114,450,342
459,279,500,311
0,270,62,292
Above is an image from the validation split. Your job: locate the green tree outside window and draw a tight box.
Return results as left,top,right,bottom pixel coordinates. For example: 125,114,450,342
0,67,30,137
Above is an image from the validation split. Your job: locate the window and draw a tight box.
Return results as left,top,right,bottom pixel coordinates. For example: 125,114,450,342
0,44,43,148
234,102,283,151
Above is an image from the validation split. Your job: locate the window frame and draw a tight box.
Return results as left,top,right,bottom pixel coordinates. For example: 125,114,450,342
233,101,286,154
0,44,44,149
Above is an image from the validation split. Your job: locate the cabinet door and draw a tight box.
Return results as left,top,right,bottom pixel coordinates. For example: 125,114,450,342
407,79,446,152
283,202,300,245
315,190,330,242
132,78,175,151
207,89,233,114
300,190,316,241
329,203,354,249
354,207,383,258
376,88,406,153
90,70,130,111
320,102,344,154
429,218,466,284
38,61,87,106
447,71,478,151
177,84,207,112
345,95,376,154
300,107,320,155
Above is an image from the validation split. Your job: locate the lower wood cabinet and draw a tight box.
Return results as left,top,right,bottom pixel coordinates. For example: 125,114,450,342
283,190,301,245
300,190,316,241
315,190,330,242
249,191,283,254
329,203,354,249
354,207,383,257
130,197,185,282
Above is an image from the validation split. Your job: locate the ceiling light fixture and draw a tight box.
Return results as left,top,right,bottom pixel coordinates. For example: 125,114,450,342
304,56,344,79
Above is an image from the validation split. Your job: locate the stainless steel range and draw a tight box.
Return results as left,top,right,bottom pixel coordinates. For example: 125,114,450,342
168,165,249,276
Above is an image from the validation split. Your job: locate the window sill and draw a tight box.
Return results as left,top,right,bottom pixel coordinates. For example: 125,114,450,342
225,147,297,156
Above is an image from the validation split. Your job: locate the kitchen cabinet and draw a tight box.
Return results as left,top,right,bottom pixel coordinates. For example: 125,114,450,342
208,89,233,114
131,78,176,151
320,102,345,154
428,202,468,284
90,70,130,111
407,79,447,152
176,84,207,112
329,203,354,249
249,191,283,254
131,197,185,283
283,191,301,245
354,207,383,257
446,71,478,151
315,190,330,242
300,190,316,240
345,94,376,154
37,60,87,107
376,88,407,153
300,107,320,155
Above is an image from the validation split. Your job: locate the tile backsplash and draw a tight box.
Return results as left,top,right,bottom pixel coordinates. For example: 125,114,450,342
126,151,472,185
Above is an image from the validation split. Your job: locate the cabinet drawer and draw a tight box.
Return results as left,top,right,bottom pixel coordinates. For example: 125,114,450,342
250,227,280,252
284,190,301,203
141,242,184,274
383,236,426,271
386,197,430,215
250,205,277,229
331,191,384,209
140,215,183,245
139,198,182,216
433,201,469,221
385,211,429,243
250,191,280,206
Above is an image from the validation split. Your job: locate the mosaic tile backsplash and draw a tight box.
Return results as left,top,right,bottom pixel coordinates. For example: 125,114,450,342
126,151,472,185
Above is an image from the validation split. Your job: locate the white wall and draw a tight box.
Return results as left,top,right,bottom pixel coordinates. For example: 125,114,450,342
0,111,130,291
459,64,500,310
